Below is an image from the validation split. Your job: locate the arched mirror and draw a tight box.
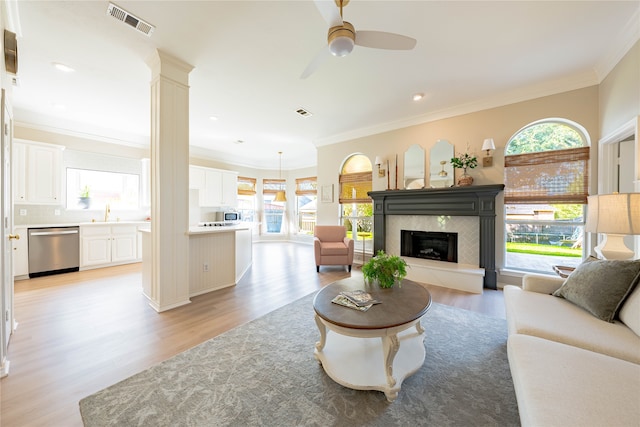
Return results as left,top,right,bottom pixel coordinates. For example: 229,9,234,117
429,139,454,188
403,144,425,189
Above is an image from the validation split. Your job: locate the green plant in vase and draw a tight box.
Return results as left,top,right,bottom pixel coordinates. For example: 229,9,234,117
450,146,478,186
362,250,408,288
78,185,91,209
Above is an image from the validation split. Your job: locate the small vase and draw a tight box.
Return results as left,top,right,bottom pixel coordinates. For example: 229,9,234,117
457,169,473,186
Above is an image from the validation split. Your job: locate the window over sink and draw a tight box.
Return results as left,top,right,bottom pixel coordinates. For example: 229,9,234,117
66,168,140,210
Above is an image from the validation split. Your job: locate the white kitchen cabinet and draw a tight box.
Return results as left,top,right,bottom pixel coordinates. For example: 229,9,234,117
221,171,238,207
189,166,205,190
136,224,150,260
13,141,63,205
81,224,138,268
191,165,238,207
12,226,28,278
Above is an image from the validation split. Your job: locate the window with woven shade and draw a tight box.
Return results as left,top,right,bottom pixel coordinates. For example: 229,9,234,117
262,179,286,194
339,172,372,204
237,176,256,195
295,176,317,196
503,119,590,276
504,146,590,204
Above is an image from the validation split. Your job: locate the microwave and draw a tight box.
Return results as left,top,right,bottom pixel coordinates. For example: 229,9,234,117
216,211,241,222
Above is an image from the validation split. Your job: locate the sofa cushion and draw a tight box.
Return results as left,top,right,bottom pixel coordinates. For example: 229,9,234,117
552,259,640,322
619,285,640,338
504,285,640,364
508,334,640,427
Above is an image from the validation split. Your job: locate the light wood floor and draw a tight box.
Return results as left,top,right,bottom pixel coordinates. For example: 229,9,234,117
1,242,505,427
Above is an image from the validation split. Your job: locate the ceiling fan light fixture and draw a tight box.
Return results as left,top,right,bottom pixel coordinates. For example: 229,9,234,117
329,36,354,57
327,22,355,57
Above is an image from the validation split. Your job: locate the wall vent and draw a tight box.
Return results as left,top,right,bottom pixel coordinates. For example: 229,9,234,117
107,3,155,37
295,108,312,117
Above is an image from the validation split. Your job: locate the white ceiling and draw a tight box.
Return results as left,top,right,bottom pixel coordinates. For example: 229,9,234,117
9,1,640,170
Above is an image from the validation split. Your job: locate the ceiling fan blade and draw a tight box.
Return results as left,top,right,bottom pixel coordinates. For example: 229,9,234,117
300,46,332,79
355,31,417,50
313,0,343,28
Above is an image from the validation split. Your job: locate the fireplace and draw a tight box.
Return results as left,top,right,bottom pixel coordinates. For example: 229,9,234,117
401,230,458,263
369,184,504,289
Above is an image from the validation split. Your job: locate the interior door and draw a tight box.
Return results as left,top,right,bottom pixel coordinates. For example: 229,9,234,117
618,138,636,251
1,88,14,367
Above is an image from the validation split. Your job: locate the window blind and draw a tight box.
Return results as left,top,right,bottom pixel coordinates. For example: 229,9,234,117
262,178,286,194
504,147,589,204
237,176,256,195
295,176,317,196
338,171,372,204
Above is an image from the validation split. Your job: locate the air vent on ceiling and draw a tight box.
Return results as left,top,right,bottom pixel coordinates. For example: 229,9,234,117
107,3,155,37
295,108,313,117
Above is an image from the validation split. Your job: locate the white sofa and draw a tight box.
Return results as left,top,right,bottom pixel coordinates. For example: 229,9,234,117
504,273,640,427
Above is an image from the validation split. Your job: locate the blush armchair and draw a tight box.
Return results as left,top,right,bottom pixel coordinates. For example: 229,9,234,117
314,225,354,272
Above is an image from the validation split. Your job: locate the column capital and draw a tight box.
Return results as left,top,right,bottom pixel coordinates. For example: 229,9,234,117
145,50,194,86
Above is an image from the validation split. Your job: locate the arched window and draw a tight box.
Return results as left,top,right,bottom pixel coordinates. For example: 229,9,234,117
504,119,590,274
339,154,373,258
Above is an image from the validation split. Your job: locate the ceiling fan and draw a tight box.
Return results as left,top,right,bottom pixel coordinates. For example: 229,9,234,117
301,0,417,79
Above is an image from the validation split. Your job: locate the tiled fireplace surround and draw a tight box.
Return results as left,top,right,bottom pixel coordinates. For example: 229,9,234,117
369,184,505,293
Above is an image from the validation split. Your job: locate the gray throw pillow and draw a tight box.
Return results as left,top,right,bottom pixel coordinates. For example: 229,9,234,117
553,259,640,322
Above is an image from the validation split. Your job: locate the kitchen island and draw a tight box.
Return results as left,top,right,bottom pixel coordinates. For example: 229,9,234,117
140,225,252,306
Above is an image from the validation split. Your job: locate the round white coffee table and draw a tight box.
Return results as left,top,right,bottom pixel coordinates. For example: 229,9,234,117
313,276,432,402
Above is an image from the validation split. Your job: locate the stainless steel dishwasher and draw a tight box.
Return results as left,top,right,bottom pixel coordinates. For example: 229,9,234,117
28,226,80,277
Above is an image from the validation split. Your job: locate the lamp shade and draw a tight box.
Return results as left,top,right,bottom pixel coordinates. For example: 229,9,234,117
482,138,495,152
274,190,287,202
374,156,383,166
584,193,640,235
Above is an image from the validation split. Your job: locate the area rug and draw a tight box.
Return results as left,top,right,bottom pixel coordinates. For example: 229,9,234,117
79,292,520,426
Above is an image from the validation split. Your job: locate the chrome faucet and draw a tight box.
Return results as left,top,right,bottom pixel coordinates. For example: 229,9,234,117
104,203,110,222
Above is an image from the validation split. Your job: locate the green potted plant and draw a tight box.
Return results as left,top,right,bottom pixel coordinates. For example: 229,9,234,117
362,250,408,288
450,147,478,186
78,185,91,209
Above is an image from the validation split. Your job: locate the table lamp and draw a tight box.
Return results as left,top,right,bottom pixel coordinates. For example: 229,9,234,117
584,193,640,259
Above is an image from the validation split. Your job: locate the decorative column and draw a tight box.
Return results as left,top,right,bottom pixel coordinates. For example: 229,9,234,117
145,50,194,312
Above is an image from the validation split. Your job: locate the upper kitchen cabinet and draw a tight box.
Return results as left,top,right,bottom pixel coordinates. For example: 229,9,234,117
190,165,237,208
13,141,64,204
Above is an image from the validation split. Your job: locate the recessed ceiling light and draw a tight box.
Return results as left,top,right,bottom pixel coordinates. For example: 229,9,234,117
52,62,75,72
412,93,424,102
234,140,244,144
209,116,218,121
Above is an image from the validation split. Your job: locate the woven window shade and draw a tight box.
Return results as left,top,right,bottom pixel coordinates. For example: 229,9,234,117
504,147,589,204
339,172,372,204
295,176,317,196
263,178,286,194
238,176,256,195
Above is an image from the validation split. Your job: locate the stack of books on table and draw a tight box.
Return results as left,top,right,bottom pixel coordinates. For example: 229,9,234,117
331,290,381,311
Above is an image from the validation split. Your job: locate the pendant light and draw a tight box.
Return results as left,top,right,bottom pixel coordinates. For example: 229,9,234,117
274,151,287,202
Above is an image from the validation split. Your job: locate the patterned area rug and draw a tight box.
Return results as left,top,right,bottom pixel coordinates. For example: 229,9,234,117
80,292,520,426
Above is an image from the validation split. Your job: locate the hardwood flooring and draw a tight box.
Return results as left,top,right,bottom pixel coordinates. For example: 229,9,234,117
1,242,505,427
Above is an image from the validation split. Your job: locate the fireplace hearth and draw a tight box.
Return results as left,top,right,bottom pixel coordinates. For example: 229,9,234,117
401,230,458,263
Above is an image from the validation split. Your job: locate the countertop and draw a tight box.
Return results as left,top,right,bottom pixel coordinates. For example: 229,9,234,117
16,221,151,229
187,224,250,235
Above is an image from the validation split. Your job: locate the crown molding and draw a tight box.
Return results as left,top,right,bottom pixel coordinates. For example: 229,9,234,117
313,70,599,147
594,7,640,82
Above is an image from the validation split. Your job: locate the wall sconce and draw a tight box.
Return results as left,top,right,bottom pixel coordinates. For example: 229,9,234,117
481,138,496,167
374,156,386,177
